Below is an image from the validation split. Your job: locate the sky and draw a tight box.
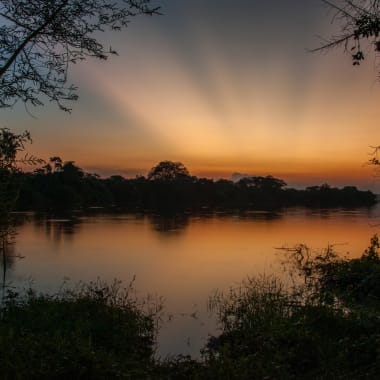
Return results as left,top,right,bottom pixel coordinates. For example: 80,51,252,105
2,0,380,190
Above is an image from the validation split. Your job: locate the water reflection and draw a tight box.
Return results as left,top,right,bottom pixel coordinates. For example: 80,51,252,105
148,213,190,237
147,209,283,238
304,206,378,219
43,218,79,244
11,209,286,244
8,206,380,357
0,240,17,271
0,227,24,302
232,209,282,221
28,213,82,246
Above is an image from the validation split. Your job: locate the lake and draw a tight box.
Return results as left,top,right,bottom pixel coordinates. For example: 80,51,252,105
5,206,380,358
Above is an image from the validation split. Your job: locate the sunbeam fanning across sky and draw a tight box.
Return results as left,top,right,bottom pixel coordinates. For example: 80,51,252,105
2,0,380,189
3,1,380,374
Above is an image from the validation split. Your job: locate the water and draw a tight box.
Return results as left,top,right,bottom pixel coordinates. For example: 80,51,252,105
5,206,380,357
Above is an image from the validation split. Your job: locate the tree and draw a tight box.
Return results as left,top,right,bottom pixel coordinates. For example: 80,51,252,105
313,1,380,168
0,128,40,216
0,0,160,111
238,176,287,192
147,161,191,181
61,160,84,184
312,1,380,69
0,128,39,299
49,156,63,172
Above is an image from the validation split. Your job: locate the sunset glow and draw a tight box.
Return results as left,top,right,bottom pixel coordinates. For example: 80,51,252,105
2,0,380,189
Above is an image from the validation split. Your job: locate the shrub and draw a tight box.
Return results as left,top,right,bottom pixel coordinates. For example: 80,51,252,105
0,280,162,379
203,236,380,380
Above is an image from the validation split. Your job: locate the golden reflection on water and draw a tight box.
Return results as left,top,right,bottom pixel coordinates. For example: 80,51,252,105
9,207,380,356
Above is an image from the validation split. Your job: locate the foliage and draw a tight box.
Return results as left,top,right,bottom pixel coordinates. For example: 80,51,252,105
0,128,41,222
0,129,39,291
313,1,380,70
15,159,377,211
0,128,36,210
154,355,206,379
147,160,191,182
0,128,41,207
203,236,380,379
285,233,380,312
238,175,287,191
0,279,162,379
0,128,41,216
0,0,160,111
0,128,34,172
313,2,380,193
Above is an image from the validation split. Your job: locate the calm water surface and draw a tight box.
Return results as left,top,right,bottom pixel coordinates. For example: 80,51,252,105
6,206,380,357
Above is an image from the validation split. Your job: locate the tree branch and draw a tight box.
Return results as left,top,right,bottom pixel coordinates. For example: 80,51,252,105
0,0,69,78
308,34,355,53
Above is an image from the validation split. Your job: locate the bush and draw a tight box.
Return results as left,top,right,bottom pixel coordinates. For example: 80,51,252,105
0,280,161,379
202,236,380,379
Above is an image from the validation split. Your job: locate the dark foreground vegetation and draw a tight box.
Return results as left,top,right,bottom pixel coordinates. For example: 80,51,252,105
1,236,380,379
15,159,377,211
0,280,161,379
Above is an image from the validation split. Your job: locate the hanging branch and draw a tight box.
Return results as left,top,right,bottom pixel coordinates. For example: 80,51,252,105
311,1,380,69
0,0,161,111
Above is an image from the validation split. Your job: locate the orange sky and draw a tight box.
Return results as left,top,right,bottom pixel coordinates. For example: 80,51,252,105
2,1,380,190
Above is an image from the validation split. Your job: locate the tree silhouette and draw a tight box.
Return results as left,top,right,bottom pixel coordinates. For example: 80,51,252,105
0,128,32,218
49,156,63,172
147,161,190,181
238,176,287,191
313,1,380,168
0,0,160,111
312,1,380,70
0,128,39,298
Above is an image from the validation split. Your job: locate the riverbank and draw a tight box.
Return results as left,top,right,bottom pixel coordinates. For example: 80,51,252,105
1,236,379,379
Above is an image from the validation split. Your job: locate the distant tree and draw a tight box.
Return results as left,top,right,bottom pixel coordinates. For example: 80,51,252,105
238,176,287,191
147,161,190,181
236,176,287,207
61,161,84,184
312,1,380,70
0,0,160,111
49,156,63,172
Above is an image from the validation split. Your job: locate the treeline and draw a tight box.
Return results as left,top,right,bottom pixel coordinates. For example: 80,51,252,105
15,159,377,211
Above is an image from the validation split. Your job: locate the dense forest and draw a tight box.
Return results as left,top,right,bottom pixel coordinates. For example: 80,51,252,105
14,159,377,211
